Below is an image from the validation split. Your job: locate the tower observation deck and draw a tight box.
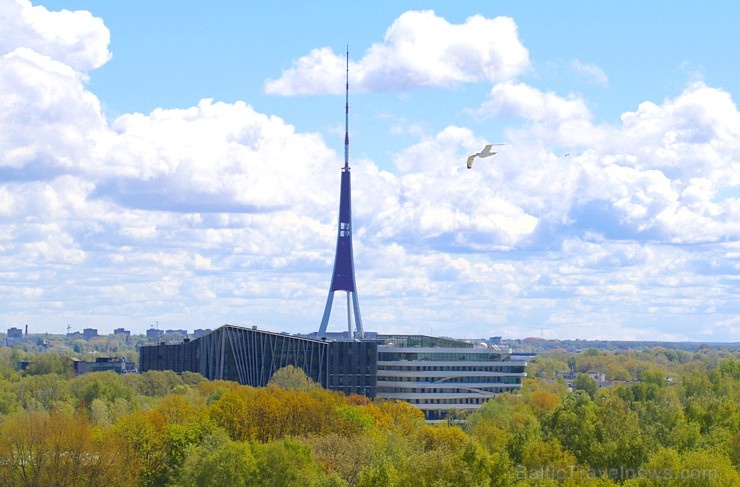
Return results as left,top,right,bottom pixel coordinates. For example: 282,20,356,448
318,50,363,339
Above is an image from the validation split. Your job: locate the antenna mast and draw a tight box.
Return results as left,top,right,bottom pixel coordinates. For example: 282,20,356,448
344,47,349,170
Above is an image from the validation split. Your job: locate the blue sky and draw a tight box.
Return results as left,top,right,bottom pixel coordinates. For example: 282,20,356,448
1,1,739,341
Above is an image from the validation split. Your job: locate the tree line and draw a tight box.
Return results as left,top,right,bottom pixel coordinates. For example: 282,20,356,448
0,345,736,486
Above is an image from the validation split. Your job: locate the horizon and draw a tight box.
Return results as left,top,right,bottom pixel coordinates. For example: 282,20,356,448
1,1,739,342
6,323,739,348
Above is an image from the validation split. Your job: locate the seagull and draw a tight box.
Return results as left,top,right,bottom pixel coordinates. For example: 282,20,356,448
466,144,504,169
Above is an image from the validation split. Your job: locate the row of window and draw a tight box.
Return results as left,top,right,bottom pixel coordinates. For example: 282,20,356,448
412,397,490,405
378,352,509,361
377,387,510,394
378,364,523,372
377,375,522,384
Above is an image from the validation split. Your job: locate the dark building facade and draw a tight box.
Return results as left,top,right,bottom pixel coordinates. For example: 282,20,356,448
72,356,136,375
139,325,377,397
6,327,23,339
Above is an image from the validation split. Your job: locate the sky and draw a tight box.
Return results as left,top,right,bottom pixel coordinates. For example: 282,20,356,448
1,0,739,342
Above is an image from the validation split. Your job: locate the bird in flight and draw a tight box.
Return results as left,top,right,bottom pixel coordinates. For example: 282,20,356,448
466,144,504,169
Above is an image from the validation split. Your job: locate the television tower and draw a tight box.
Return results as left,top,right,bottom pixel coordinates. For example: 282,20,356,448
318,49,363,339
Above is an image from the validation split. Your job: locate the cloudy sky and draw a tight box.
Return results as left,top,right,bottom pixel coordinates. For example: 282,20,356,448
2,1,739,342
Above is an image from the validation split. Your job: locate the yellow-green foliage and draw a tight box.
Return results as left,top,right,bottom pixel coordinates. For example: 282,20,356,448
0,352,735,486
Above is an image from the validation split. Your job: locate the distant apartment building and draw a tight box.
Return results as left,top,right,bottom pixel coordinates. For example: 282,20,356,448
146,328,162,342
82,328,98,340
113,328,131,337
192,329,211,339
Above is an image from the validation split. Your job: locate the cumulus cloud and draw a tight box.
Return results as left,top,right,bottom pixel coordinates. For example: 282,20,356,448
0,47,106,171
0,0,111,71
1,4,738,340
100,100,340,212
265,10,529,95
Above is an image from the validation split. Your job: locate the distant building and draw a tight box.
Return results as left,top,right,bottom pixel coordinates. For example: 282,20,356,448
192,329,211,339
146,328,162,341
71,356,136,375
113,328,131,337
7,327,23,339
82,328,98,340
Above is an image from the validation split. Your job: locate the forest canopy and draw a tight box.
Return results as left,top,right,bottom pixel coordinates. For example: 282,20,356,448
0,344,737,486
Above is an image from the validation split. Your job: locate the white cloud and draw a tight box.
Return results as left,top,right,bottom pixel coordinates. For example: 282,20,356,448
265,10,529,95
0,47,106,170
0,0,111,71
1,4,739,340
570,59,608,86
103,99,340,212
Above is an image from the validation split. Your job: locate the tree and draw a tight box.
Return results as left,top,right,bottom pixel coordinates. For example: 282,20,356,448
251,438,334,487
573,373,598,399
591,392,647,472
520,438,577,473
176,430,258,487
527,389,561,419
622,447,739,486
130,369,184,397
0,411,134,486
308,433,377,486
70,370,135,409
545,391,598,465
269,365,320,391
112,411,169,486
22,353,72,377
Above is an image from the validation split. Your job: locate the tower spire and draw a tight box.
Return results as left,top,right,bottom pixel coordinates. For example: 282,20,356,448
318,48,364,339
344,47,349,170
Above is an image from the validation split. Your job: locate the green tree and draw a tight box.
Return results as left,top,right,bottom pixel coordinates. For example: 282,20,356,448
573,373,598,399
592,392,647,472
70,370,135,408
176,430,258,486
545,391,598,465
113,411,169,486
130,369,184,397
622,447,739,486
23,352,72,377
251,437,331,487
269,365,320,391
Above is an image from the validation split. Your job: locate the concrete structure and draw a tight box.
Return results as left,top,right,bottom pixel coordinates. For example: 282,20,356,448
319,51,363,340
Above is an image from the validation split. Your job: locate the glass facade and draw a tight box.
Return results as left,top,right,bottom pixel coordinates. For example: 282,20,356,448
375,344,527,421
